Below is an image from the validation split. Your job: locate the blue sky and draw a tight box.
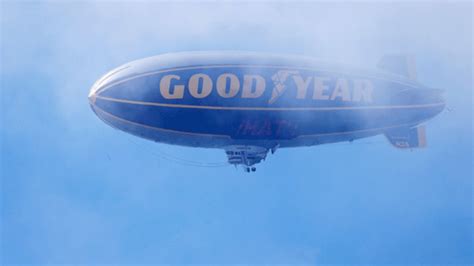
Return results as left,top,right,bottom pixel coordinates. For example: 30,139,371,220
1,1,472,264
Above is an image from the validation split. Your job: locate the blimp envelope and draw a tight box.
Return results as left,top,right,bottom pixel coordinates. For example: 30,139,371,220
89,51,445,171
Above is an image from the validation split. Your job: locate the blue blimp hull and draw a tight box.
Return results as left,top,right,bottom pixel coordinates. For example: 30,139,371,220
89,52,444,169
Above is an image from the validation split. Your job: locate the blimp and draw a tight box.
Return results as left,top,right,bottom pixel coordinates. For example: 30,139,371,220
88,51,445,172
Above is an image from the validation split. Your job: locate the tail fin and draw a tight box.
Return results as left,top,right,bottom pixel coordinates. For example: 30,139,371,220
385,125,427,149
377,55,417,81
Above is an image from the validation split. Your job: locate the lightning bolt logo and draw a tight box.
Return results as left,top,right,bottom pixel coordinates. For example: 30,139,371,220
268,70,299,104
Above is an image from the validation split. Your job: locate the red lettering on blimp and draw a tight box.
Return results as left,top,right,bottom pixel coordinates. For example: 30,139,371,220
159,70,374,104
236,119,298,138
237,120,273,137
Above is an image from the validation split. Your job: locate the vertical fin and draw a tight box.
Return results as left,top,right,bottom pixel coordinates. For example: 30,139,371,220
377,55,417,81
417,126,427,148
385,125,427,149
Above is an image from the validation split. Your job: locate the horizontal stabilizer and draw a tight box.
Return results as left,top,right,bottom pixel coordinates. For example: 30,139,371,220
385,126,427,149
377,55,417,80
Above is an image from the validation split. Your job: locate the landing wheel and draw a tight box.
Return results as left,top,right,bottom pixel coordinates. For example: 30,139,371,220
245,167,250,173
251,167,256,172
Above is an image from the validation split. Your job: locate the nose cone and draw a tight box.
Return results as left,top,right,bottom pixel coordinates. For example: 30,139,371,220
88,81,102,120
88,85,97,106
88,72,106,107
88,64,134,106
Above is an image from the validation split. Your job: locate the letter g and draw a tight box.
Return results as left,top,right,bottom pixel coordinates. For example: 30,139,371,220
160,75,184,99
